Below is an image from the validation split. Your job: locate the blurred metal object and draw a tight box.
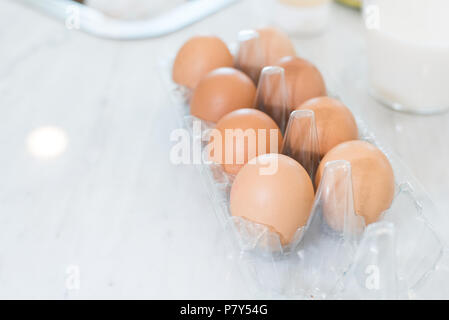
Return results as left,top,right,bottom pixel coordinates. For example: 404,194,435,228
18,0,240,40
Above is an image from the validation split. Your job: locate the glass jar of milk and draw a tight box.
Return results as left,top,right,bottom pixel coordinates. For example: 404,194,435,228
363,0,449,114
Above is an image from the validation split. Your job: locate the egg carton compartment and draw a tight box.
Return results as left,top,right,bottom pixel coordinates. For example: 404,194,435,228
159,57,448,299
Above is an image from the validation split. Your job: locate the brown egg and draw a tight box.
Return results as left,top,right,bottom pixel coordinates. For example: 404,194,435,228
230,153,314,245
257,27,296,66
315,140,395,227
210,109,283,175
172,36,233,89
276,56,326,113
235,27,296,83
296,97,358,158
190,68,256,123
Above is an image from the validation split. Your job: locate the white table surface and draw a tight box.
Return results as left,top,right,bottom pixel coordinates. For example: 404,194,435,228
1,0,448,299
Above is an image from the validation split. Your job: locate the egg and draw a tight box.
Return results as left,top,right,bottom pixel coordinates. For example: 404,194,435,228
315,140,395,228
190,67,257,123
172,36,233,89
257,27,296,66
296,97,358,158
235,27,296,83
276,56,326,112
230,153,314,245
210,108,283,175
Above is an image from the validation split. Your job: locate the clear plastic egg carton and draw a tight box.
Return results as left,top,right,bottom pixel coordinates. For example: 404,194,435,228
159,58,449,300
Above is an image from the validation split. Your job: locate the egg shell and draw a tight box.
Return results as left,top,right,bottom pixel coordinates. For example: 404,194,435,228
172,36,233,89
230,153,315,245
211,109,283,175
296,97,358,158
315,140,395,226
257,27,296,66
190,67,256,123
276,56,327,113
236,28,296,82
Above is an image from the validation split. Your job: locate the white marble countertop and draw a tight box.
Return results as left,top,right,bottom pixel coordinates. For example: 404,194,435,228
1,0,448,299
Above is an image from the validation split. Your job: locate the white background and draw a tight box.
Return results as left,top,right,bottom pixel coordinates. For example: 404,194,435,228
0,0,448,299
